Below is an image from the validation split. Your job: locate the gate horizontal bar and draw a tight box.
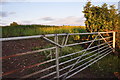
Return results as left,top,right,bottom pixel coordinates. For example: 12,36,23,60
22,65,56,78
2,58,56,76
64,36,112,47
0,32,113,41
1,47,56,60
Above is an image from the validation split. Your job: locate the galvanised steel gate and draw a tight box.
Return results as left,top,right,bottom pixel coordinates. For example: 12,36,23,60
0,31,115,80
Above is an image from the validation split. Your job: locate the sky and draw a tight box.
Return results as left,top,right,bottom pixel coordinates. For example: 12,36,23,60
0,0,119,26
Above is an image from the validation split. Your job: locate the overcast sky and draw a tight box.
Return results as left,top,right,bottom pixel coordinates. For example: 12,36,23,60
0,0,119,26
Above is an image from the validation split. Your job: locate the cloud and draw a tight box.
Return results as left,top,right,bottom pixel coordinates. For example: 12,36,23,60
21,20,32,23
0,21,8,26
0,0,8,5
9,12,16,15
0,0,6,3
0,11,16,17
0,15,85,26
48,16,85,26
41,17,55,21
0,0,26,3
0,12,8,17
1,0,118,2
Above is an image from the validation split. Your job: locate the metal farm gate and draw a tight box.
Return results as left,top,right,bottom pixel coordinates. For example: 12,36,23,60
0,32,115,80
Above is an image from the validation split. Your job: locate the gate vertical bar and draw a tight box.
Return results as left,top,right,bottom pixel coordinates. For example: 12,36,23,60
55,34,60,80
113,32,115,52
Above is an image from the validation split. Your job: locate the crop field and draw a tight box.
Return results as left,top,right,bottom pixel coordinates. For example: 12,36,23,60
1,25,86,38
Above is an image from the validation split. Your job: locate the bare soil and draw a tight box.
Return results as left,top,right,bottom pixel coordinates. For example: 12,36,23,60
2,38,52,78
2,38,119,80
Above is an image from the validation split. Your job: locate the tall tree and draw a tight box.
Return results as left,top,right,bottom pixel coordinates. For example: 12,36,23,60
83,2,119,32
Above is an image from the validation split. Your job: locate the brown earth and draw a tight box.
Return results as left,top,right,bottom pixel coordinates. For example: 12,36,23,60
2,38,53,78
1,38,119,80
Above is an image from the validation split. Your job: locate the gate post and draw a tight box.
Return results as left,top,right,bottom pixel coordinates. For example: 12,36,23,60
113,32,115,52
55,34,60,80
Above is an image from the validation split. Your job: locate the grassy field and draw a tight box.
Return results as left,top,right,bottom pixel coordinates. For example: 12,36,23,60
1,25,86,38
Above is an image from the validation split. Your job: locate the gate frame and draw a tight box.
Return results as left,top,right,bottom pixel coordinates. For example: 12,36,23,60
0,31,115,80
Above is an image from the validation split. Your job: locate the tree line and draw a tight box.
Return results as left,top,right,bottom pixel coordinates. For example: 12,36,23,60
83,1,119,32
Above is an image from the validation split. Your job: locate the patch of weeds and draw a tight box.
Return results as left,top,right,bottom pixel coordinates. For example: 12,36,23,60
89,54,120,77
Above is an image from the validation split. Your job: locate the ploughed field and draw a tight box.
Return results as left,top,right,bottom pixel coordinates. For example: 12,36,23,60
2,38,120,79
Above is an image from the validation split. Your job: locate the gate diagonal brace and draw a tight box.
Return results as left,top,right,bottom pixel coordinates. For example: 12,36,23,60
42,36,63,48
62,35,99,80
62,34,69,46
98,33,113,50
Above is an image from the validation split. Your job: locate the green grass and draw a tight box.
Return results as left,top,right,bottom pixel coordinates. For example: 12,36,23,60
89,54,120,77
